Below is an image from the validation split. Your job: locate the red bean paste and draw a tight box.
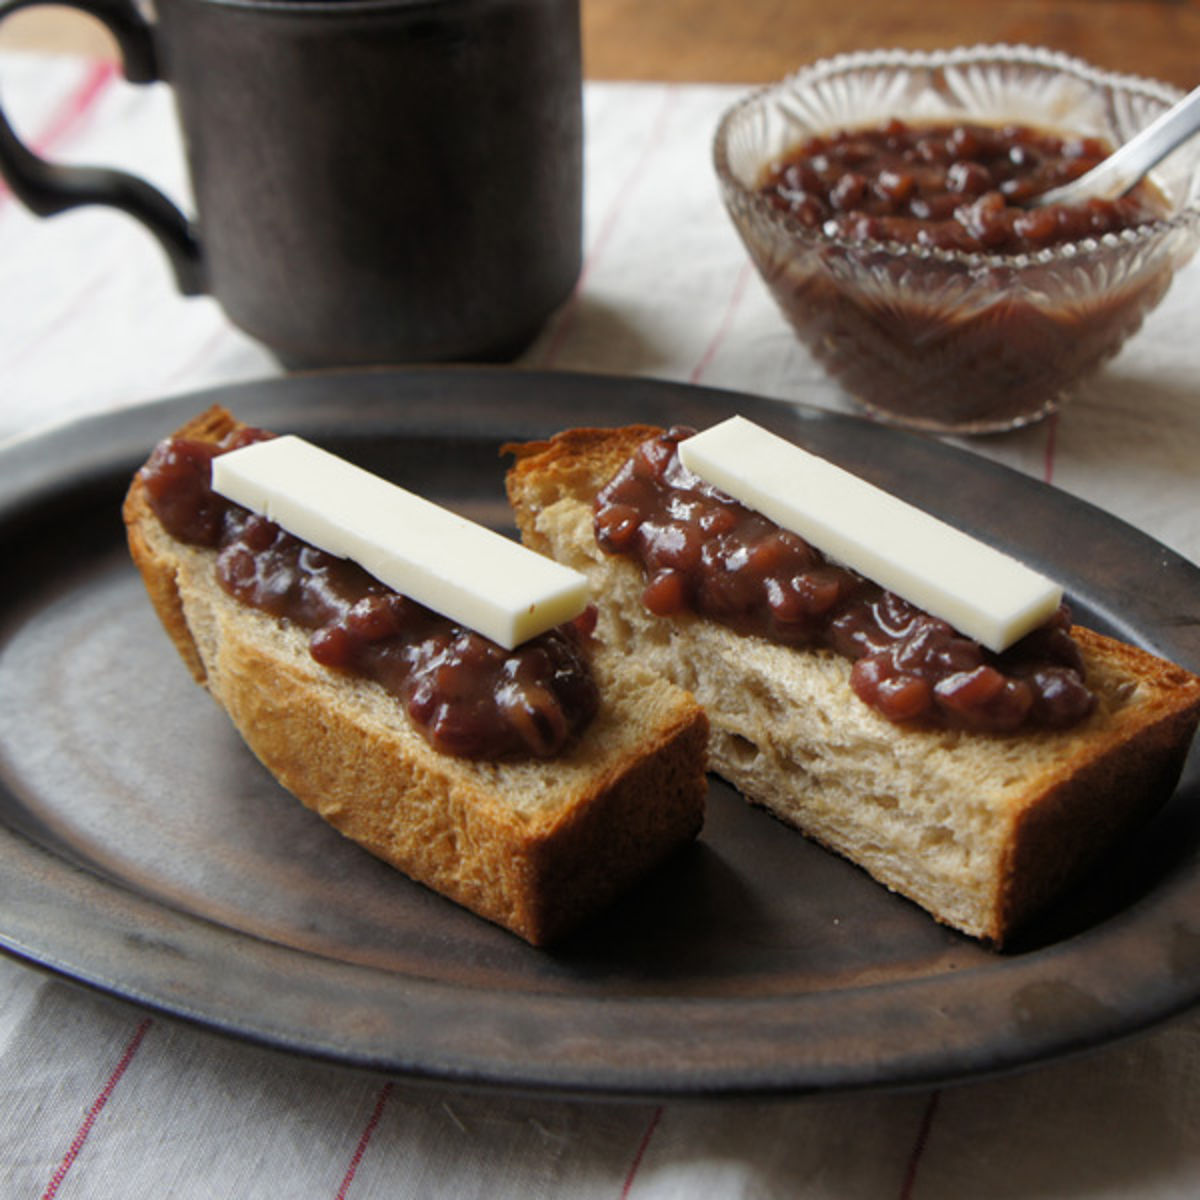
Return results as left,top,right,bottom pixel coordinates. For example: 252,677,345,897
593,428,1095,732
758,118,1168,255
141,429,599,761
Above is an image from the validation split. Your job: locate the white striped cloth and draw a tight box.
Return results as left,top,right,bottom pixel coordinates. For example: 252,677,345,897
3,50,1200,1199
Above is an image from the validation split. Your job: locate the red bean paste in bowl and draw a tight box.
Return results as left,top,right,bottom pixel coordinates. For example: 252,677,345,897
759,119,1168,254
141,428,599,761
593,427,1095,733
739,118,1176,430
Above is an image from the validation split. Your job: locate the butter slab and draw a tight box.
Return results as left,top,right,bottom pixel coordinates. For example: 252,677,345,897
211,435,589,649
677,416,1062,652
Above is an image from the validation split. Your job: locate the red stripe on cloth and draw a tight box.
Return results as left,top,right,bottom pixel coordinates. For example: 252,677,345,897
897,1090,940,1200
335,1081,394,1199
32,59,120,157
537,86,681,369
0,59,119,205
618,1105,663,1200
689,259,754,384
40,1017,153,1200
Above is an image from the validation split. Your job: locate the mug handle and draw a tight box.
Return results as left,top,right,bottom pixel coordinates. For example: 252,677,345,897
0,0,205,293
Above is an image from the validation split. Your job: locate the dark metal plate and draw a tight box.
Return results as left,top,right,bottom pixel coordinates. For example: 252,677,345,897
1,366,1198,1099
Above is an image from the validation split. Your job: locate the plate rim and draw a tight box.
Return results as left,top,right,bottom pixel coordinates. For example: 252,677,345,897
2,364,1199,1101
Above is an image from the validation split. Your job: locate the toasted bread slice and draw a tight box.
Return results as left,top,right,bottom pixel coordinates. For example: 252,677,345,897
123,409,708,945
506,425,1200,944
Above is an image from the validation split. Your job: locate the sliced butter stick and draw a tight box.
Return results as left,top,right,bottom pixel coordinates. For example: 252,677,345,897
211,435,588,650
678,415,1062,652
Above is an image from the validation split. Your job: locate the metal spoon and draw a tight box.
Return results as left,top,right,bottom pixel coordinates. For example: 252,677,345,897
1033,82,1200,206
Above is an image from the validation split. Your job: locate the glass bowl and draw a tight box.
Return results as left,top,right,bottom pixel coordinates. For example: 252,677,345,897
713,45,1200,434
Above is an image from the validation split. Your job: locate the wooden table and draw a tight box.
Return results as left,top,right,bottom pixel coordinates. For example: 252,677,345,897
583,0,1200,89
1,0,1197,90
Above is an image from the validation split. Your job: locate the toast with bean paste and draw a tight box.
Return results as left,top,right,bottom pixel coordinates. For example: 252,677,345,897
123,407,708,945
505,424,1200,944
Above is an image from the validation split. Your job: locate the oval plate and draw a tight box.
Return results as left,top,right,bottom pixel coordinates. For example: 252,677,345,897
1,366,1198,1100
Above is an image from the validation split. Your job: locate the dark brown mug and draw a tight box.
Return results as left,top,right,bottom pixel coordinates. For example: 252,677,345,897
0,0,583,367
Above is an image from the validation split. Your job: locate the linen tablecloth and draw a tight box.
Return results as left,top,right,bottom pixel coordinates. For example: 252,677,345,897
2,51,1200,1198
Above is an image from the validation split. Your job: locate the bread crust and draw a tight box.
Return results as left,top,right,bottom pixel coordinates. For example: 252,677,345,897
505,424,1200,945
123,408,708,946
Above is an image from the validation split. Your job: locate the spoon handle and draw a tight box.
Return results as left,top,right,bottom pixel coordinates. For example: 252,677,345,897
1035,83,1200,206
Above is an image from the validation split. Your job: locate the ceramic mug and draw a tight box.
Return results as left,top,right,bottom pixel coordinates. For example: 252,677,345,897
0,0,583,366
